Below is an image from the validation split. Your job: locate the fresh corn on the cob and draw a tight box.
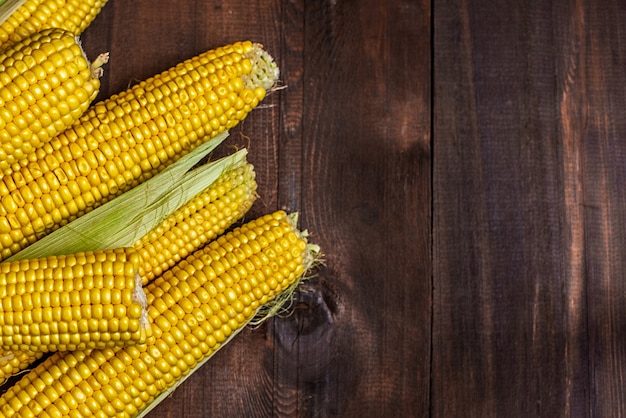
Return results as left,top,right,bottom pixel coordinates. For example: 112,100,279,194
0,27,107,173
0,246,149,384
0,211,315,417
0,247,150,352
0,40,277,261
134,159,257,285
0,0,109,49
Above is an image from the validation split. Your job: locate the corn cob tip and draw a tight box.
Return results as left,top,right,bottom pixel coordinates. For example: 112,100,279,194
243,43,280,92
250,212,323,326
282,212,324,278
286,212,323,268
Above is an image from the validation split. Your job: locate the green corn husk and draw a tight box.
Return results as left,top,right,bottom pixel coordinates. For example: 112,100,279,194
8,131,236,260
0,0,27,24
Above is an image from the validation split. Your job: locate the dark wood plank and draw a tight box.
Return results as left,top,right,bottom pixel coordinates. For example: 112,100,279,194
273,0,432,416
434,0,626,416
573,2,626,416
78,1,432,417
433,0,579,416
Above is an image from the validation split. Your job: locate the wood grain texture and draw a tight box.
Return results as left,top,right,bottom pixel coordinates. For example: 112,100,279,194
575,2,626,416
434,0,626,416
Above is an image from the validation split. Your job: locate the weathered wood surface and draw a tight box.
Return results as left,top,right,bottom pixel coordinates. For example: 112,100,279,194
433,0,626,417
6,0,626,416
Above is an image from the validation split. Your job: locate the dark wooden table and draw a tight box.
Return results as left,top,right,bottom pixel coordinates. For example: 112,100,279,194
44,0,626,416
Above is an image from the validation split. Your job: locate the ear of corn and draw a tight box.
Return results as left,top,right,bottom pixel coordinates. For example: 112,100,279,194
134,157,257,285
0,211,317,417
0,40,278,261
0,27,107,174
0,247,150,352
0,0,109,49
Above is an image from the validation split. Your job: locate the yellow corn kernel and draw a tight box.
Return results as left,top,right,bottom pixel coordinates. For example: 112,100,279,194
0,28,108,175
134,161,257,285
0,41,277,262
0,0,110,49
0,211,316,416
0,247,150,352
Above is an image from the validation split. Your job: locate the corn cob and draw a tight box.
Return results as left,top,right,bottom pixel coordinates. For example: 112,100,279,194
0,211,315,417
0,0,109,49
0,40,278,261
0,27,107,173
0,248,149,385
0,247,150,352
134,159,257,285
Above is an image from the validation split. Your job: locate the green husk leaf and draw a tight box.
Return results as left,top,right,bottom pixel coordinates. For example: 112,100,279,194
0,0,26,25
9,131,233,261
99,148,249,250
